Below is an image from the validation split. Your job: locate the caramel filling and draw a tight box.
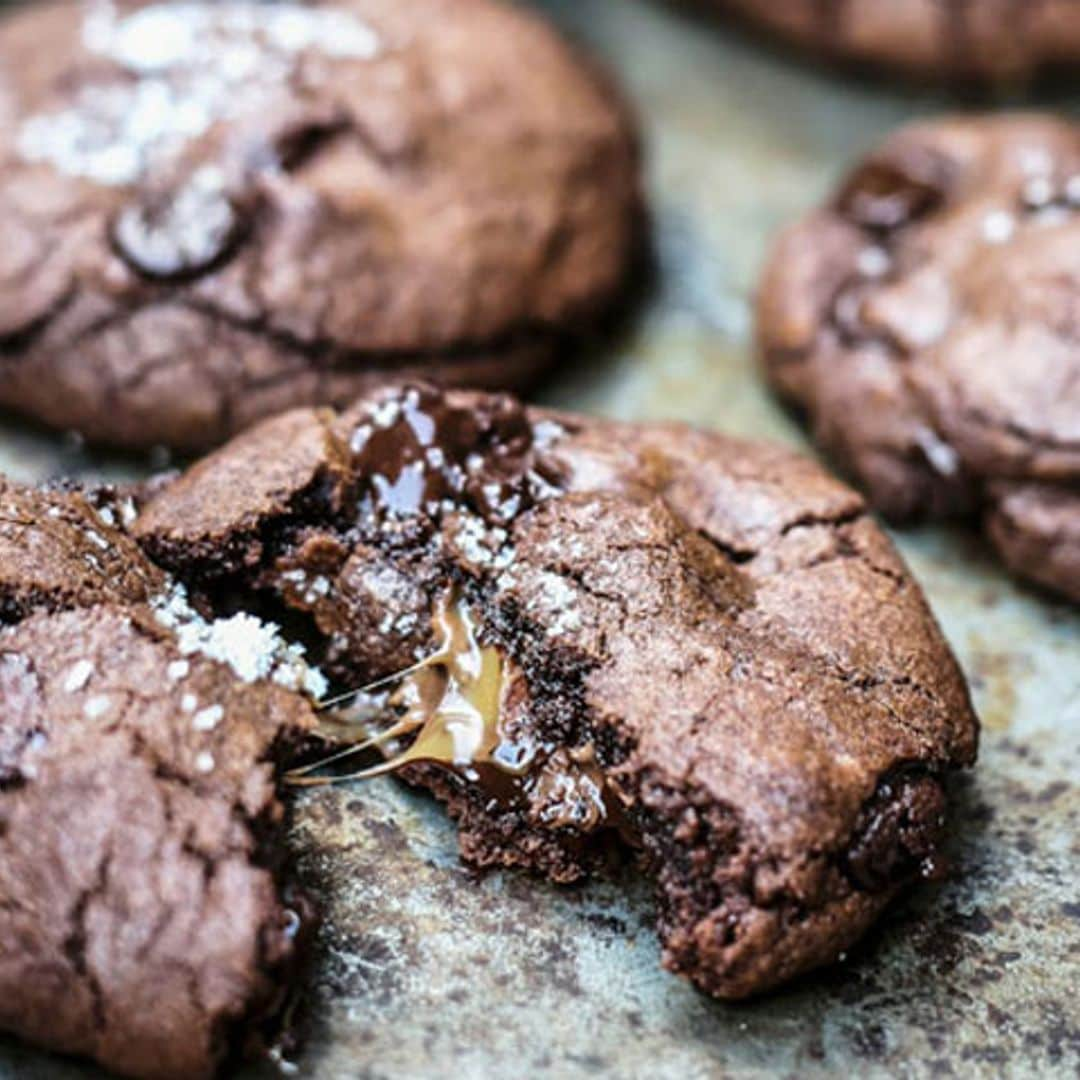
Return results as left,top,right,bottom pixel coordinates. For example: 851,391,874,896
289,593,628,837
369,593,509,776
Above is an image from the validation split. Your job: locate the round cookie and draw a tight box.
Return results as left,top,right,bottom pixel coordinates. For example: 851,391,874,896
134,382,979,999
0,0,641,450
711,0,1080,81
759,114,1080,604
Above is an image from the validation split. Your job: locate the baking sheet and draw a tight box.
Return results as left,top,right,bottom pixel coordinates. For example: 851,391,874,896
2,0,1079,1076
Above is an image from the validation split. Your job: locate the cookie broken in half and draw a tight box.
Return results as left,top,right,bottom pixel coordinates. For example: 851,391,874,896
135,383,979,999
0,478,321,1078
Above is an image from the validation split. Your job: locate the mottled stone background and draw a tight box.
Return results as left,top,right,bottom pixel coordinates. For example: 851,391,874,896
2,1,1078,1077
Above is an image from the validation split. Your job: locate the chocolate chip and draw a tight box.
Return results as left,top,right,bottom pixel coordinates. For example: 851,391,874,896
111,168,248,281
350,385,547,525
273,116,351,174
836,158,944,232
846,771,947,892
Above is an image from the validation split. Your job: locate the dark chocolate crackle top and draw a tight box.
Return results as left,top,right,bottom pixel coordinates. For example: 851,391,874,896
759,114,1080,605
712,0,1080,81
0,0,641,450
0,478,321,1079
135,382,979,1000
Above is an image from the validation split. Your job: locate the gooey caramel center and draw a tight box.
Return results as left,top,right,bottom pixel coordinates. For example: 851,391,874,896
379,593,510,774
290,592,628,838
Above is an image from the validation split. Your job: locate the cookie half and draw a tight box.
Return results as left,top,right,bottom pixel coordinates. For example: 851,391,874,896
710,0,1080,81
0,479,321,1078
0,0,641,450
135,382,979,999
759,114,1080,604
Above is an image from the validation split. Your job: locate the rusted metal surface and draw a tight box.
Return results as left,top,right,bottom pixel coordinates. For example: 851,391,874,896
2,0,1078,1076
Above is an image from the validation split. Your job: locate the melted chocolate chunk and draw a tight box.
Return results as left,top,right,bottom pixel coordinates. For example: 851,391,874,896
836,156,945,232
271,112,352,174
348,384,564,526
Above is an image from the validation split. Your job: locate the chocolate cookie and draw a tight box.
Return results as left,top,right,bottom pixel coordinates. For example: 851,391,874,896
0,480,322,1078
759,114,1080,604
0,0,641,451
711,0,1080,81
135,382,979,999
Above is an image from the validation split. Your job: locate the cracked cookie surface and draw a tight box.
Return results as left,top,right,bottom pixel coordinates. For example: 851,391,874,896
135,382,979,999
710,0,1080,81
759,114,1080,604
0,0,641,450
0,479,319,1079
